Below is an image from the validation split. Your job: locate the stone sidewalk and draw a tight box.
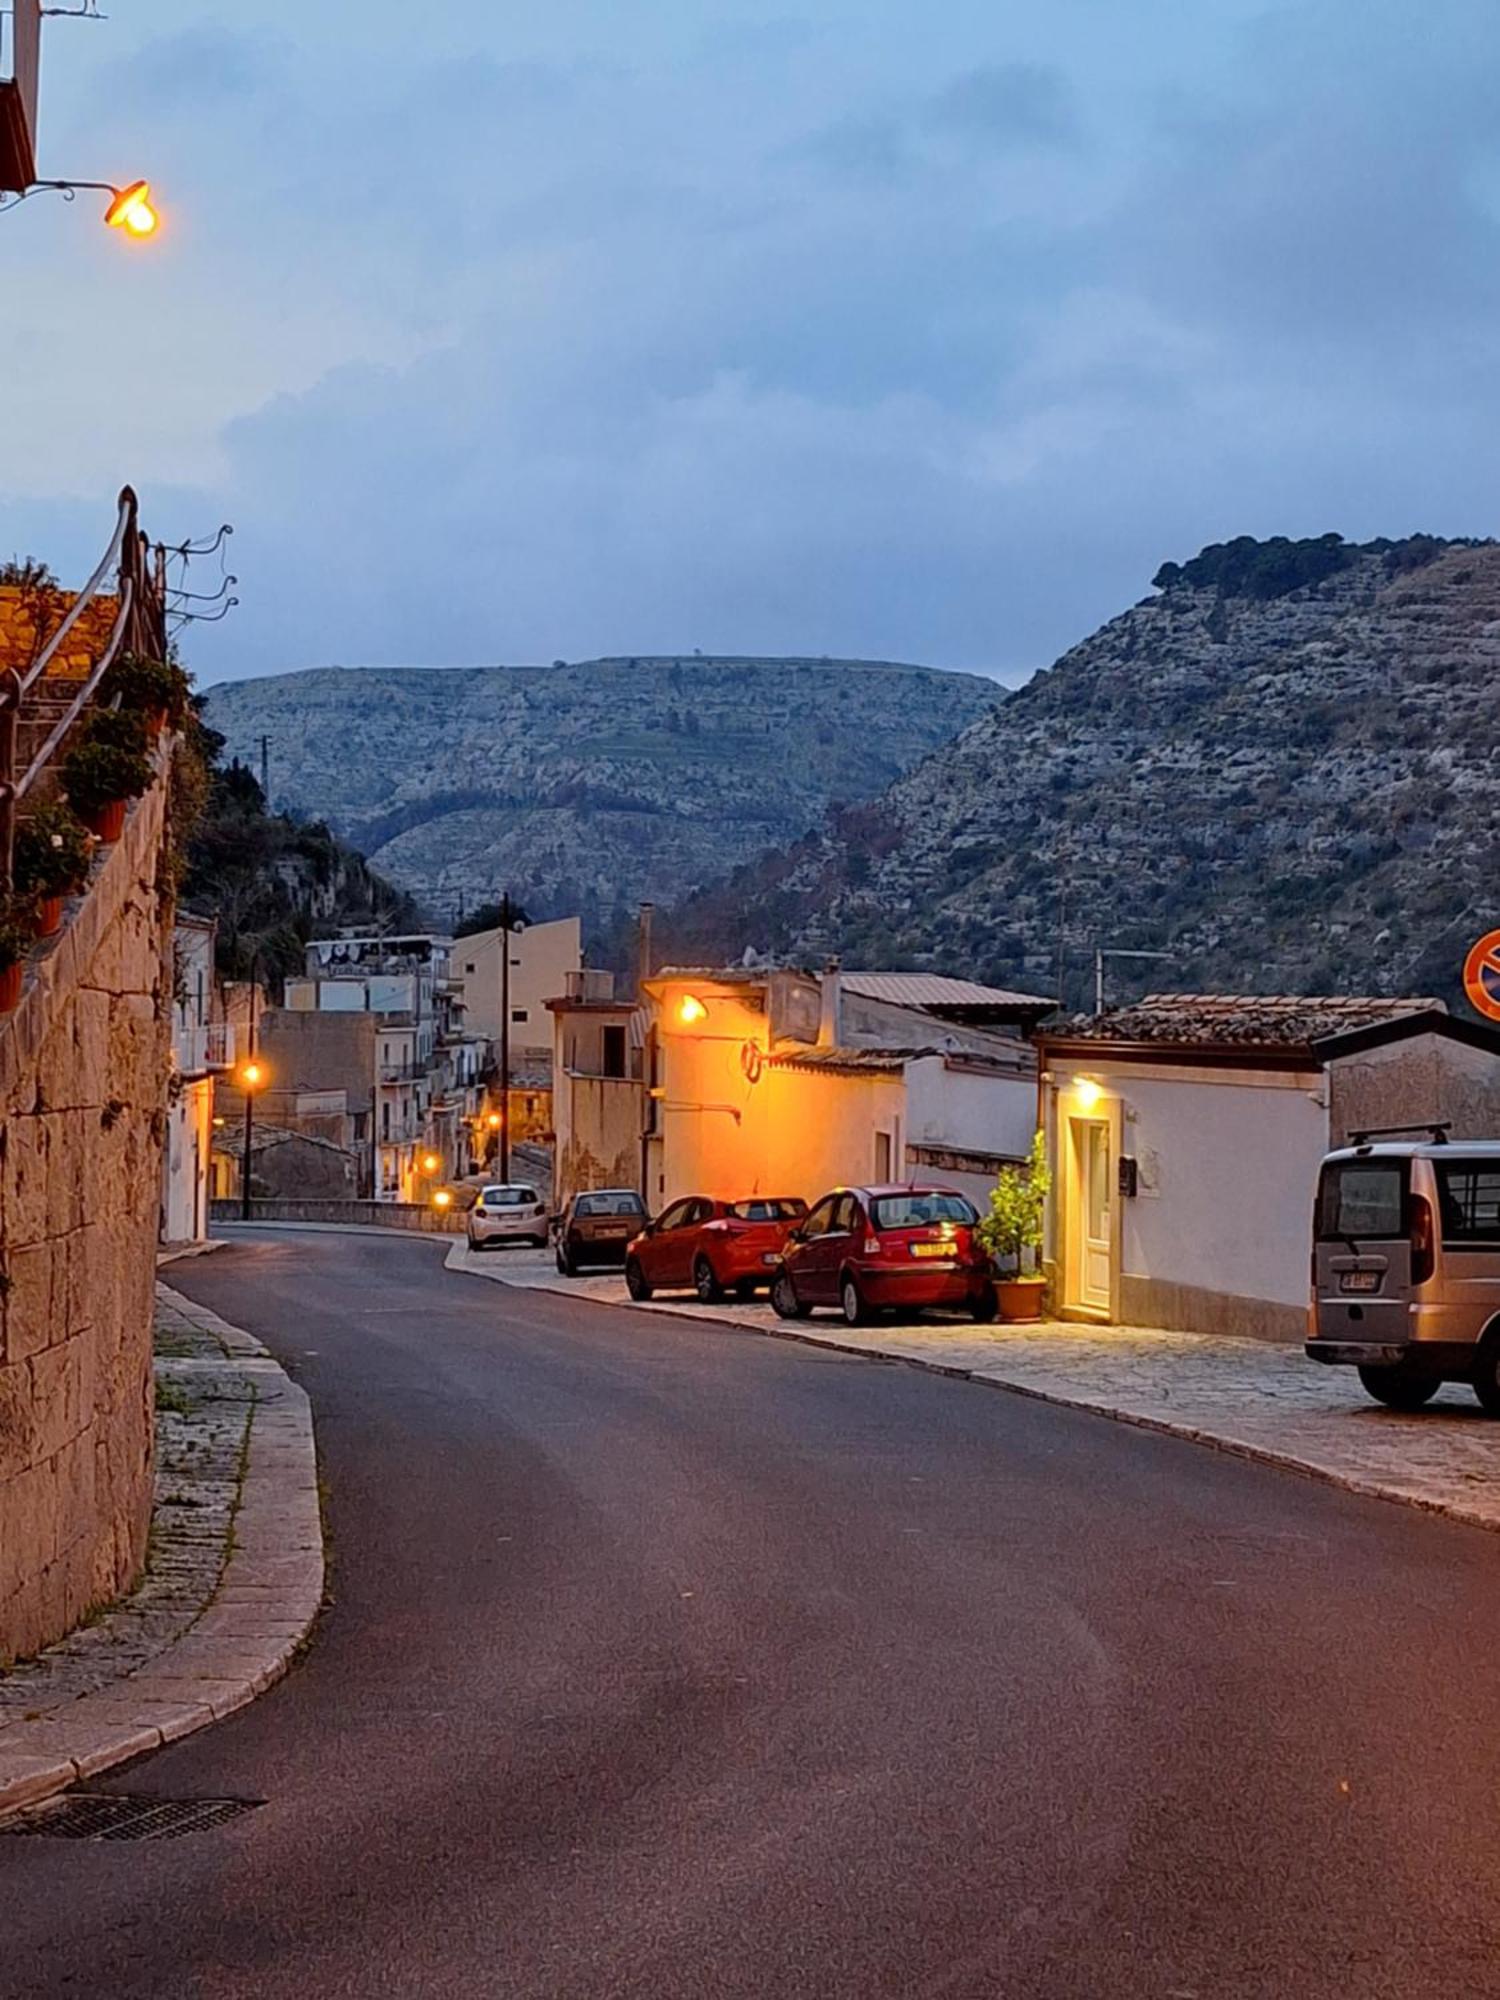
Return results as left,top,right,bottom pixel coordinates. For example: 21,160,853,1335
448,1241,1500,1535
0,1284,322,1819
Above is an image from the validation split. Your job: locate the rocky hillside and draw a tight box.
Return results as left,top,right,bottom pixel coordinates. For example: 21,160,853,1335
203,657,999,934
663,536,1500,1009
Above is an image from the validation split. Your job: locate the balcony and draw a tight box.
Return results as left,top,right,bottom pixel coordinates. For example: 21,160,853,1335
173,1021,235,1077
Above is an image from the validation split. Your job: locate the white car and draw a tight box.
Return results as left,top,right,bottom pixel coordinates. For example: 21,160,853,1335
466,1183,549,1250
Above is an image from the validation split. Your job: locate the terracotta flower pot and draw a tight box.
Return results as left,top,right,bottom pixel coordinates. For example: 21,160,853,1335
79,798,127,843
32,894,64,939
997,1275,1047,1323
0,962,22,1014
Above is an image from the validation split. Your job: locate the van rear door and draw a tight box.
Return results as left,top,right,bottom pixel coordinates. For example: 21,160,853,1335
1313,1156,1413,1343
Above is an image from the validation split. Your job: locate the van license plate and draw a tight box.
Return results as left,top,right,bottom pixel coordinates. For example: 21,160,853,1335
1340,1271,1380,1294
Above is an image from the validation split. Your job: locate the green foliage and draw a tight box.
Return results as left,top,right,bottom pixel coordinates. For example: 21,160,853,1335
0,901,28,972
1152,532,1475,604
179,707,418,989
975,1130,1050,1268
100,651,192,725
60,710,152,814
13,801,91,898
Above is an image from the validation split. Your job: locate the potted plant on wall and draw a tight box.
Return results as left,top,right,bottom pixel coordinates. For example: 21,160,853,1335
13,801,92,938
59,707,152,842
976,1129,1051,1322
0,901,28,1013
99,652,192,736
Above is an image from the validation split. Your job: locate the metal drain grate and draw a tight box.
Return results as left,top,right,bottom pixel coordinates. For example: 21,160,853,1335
0,1793,264,1841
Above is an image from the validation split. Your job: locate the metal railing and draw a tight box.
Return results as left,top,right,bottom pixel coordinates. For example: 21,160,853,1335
172,1020,236,1075
0,486,167,892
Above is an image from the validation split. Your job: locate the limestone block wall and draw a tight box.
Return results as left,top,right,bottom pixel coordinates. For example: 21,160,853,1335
0,775,172,1662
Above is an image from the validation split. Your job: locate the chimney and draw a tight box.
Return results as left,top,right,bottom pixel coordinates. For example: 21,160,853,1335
817,956,843,1049
638,903,655,991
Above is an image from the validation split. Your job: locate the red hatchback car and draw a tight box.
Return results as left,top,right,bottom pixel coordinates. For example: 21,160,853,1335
626,1195,808,1304
771,1184,997,1326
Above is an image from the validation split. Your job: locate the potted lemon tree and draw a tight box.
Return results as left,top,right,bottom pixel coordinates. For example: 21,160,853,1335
975,1130,1050,1322
60,708,152,842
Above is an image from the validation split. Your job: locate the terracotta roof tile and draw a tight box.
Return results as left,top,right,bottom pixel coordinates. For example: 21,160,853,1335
1051,993,1443,1050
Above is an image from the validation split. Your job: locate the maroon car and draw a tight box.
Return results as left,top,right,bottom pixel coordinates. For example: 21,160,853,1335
626,1194,808,1303
771,1184,996,1326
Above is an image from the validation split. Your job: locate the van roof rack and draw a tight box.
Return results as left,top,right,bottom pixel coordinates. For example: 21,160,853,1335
1349,1121,1452,1148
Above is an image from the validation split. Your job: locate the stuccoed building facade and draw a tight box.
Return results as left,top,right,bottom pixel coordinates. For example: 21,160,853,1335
1040,996,1500,1342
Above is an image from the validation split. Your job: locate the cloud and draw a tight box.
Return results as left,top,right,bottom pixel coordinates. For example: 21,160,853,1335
2,0,1498,694
925,62,1077,149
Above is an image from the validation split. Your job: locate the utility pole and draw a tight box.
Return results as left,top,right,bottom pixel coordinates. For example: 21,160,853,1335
496,892,526,1182
239,953,259,1221
1094,945,1174,1017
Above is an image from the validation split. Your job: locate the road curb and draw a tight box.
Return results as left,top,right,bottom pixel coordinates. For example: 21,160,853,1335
0,1287,324,1819
444,1241,1500,1540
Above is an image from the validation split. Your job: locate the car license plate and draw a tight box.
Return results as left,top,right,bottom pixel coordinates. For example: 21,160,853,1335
911,1243,952,1259
601,1224,631,1236
1340,1270,1380,1294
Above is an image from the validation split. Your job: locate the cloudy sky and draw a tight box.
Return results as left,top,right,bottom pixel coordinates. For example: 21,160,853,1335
1,0,1496,685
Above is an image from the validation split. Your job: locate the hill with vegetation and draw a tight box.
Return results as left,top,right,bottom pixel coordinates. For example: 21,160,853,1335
176,709,418,987
661,535,1500,1010
202,657,1000,936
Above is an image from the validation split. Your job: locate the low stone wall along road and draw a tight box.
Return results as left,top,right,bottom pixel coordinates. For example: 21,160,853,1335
11,1227,1500,1998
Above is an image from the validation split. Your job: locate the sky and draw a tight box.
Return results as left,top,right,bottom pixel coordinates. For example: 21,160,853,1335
1,0,1497,686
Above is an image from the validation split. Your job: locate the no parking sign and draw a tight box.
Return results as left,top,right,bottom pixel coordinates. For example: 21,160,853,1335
1463,931,1500,1022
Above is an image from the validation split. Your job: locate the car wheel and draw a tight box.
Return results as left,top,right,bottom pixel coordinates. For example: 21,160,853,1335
1472,1335,1500,1415
840,1273,869,1327
1359,1363,1441,1411
625,1257,653,1302
556,1247,577,1277
694,1256,724,1304
771,1271,808,1320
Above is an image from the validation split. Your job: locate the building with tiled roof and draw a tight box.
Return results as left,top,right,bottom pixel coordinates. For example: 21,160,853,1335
1038,996,1500,1344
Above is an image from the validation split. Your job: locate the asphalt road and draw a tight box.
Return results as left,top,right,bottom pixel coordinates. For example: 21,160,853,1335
8,1228,1500,1998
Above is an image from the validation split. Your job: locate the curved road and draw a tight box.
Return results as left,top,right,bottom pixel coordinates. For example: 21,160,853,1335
8,1228,1500,1997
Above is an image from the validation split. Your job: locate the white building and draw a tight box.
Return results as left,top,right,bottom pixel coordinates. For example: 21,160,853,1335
1040,995,1500,1342
161,916,234,1244
452,916,581,1057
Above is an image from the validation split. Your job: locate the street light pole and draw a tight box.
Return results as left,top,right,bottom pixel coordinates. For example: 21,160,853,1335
499,893,514,1184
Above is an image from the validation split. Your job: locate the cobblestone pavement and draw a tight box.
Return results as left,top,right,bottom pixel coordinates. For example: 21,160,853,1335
448,1241,1500,1534
0,1285,322,1817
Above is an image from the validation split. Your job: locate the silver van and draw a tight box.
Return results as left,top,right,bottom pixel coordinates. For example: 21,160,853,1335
1307,1127,1500,1411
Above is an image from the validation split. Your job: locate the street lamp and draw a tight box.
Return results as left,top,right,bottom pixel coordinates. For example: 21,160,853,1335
421,1151,441,1175
238,1059,266,1221
1,176,161,236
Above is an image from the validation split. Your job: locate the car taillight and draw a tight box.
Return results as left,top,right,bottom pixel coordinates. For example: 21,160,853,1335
863,1237,881,1256
1411,1194,1435,1286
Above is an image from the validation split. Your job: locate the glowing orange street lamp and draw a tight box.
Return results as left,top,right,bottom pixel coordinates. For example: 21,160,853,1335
4,176,161,238
486,1112,503,1131
678,994,708,1026
421,1151,442,1175
432,1188,454,1214
238,1058,268,1220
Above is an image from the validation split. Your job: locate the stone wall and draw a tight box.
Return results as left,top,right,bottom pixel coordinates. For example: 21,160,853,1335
0,775,172,1663
0,584,120,677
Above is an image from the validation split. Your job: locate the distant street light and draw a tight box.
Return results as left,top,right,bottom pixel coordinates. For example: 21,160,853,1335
238,1058,267,1221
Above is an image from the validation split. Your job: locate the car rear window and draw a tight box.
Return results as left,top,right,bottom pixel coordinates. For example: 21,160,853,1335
730,1199,807,1222
1317,1160,1407,1240
575,1193,646,1217
1435,1162,1500,1244
483,1187,538,1206
871,1192,977,1230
